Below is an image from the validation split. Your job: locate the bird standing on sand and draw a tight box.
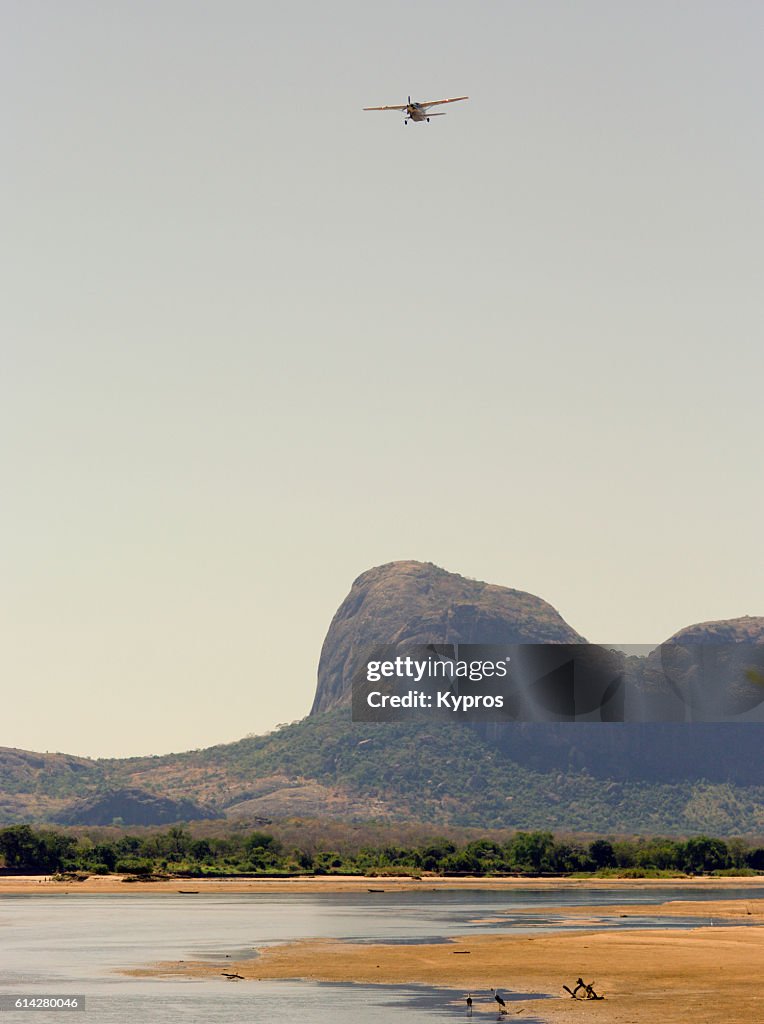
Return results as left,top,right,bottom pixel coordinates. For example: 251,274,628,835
491,988,507,1013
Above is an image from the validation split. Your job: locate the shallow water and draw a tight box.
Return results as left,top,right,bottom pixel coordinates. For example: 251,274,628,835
0,887,759,1022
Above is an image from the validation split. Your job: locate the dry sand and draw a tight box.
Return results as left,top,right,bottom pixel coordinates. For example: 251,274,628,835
132,924,764,1024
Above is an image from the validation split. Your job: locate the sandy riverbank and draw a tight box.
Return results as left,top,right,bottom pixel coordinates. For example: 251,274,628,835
131,922,764,1024
468,892,764,929
3,872,764,895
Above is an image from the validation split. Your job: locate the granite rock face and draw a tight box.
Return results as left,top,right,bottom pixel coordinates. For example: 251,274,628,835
311,560,585,715
639,615,764,721
662,616,764,644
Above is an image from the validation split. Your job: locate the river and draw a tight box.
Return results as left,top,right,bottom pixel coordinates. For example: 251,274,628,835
1,886,760,1023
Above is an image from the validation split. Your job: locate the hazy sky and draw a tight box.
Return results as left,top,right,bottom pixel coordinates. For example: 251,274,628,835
4,1,763,758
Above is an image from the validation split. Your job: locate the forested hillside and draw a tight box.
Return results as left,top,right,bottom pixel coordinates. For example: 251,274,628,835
3,709,764,835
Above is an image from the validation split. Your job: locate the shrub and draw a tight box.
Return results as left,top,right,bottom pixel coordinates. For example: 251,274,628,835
115,858,153,876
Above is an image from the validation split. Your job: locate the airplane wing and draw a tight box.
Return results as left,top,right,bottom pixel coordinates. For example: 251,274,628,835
363,103,408,111
418,96,469,109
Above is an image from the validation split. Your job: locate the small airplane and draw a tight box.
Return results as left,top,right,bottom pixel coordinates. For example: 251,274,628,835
363,94,468,125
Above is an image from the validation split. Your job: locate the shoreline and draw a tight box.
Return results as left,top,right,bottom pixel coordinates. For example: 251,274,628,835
3,872,764,895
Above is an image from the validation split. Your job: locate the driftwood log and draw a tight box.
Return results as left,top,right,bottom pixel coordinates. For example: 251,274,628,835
563,977,603,1000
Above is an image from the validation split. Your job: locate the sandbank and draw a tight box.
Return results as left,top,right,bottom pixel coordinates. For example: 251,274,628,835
122,892,764,1024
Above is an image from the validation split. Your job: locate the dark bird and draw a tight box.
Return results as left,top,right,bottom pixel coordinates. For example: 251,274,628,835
466,993,473,1014
491,988,507,1013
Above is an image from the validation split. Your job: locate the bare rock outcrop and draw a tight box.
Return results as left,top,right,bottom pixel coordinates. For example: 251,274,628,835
311,560,585,714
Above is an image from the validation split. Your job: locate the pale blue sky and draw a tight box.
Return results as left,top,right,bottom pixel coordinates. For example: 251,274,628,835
3,1,763,756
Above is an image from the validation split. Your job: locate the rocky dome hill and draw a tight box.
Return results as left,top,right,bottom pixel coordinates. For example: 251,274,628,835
312,560,585,714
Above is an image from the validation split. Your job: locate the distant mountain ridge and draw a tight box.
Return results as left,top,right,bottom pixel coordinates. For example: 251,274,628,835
2,560,763,834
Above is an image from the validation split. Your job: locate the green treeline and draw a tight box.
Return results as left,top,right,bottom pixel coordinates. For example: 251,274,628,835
2,824,764,877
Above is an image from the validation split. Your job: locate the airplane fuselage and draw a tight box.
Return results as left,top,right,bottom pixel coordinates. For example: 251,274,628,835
404,101,446,124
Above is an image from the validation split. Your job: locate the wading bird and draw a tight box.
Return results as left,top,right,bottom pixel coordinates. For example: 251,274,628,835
363,94,468,125
465,993,473,1014
491,988,507,1013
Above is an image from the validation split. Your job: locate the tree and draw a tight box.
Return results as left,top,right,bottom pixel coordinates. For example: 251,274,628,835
589,839,616,869
635,838,682,870
0,826,76,873
554,842,593,873
0,826,41,870
450,840,507,874
166,826,192,857
682,836,729,874
245,832,278,853
508,832,555,873
189,839,212,862
418,840,456,872
746,847,764,871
